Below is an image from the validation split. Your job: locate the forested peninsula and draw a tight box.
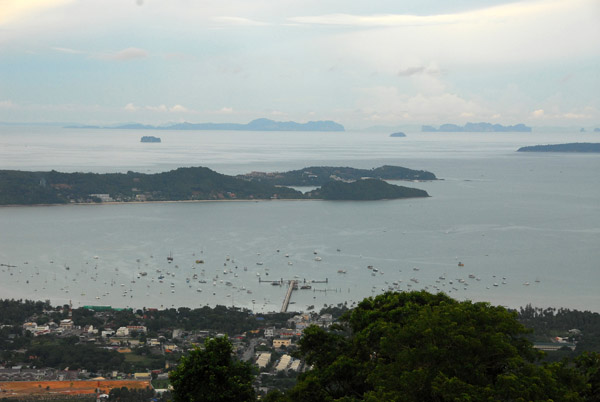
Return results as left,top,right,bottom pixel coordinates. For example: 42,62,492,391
0,166,432,205
517,143,600,153
237,165,436,186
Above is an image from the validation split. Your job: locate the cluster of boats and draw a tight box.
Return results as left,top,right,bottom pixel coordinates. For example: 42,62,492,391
0,245,544,311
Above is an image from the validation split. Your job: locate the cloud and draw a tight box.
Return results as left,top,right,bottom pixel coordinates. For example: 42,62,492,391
0,100,16,110
59,46,148,61
293,0,599,76
563,112,588,119
532,109,545,118
352,86,492,124
51,46,148,62
124,103,139,112
125,104,192,113
145,105,168,112
397,64,441,77
169,104,188,113
212,16,268,26
397,66,426,77
288,13,448,27
51,46,84,54
287,0,583,28
0,0,73,25
123,102,192,113
531,108,593,120
98,47,148,61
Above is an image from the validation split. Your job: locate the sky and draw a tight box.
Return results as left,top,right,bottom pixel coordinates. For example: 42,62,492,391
0,0,598,129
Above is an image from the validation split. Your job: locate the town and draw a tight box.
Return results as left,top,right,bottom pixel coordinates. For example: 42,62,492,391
0,299,344,399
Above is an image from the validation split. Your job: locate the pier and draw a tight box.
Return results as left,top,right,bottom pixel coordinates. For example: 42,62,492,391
280,280,297,313
257,276,328,312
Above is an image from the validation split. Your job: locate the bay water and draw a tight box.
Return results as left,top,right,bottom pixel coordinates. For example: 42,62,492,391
1,127,598,313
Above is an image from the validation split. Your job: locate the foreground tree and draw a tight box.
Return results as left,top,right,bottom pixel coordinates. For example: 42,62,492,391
169,336,256,402
286,291,589,401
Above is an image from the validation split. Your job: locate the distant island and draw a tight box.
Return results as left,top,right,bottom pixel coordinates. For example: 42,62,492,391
237,165,437,186
389,132,406,137
517,143,600,153
0,165,431,205
67,118,345,132
140,136,161,143
422,122,532,132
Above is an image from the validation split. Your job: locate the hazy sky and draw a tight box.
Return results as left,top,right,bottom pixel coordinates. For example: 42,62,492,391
0,0,598,128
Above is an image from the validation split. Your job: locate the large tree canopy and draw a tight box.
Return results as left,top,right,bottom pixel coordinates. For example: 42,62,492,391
286,291,592,401
169,336,256,402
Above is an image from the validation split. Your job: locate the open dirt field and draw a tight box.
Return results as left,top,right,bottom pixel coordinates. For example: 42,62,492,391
0,380,152,399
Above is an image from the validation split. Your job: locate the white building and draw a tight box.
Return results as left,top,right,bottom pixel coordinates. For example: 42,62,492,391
275,355,292,371
102,329,115,338
60,319,74,330
256,353,271,369
115,327,130,337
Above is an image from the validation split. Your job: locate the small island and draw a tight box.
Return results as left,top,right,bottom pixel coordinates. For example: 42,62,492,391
389,132,406,138
140,136,161,143
517,143,600,153
422,122,531,132
0,166,431,205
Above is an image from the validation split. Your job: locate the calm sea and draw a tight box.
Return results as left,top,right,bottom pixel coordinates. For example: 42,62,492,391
1,126,599,313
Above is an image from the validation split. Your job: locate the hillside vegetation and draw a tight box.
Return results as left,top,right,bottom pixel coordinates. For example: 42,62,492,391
0,166,431,205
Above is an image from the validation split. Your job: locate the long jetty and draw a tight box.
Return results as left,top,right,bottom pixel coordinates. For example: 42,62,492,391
280,280,297,313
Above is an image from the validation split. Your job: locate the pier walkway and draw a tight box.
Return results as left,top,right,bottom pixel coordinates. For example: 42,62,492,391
280,280,297,313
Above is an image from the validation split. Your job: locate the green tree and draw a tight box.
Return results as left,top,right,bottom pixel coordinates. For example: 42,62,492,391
288,291,585,401
574,352,600,401
169,336,256,402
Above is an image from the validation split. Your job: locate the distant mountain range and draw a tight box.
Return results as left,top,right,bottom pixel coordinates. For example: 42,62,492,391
66,118,345,132
422,122,532,132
